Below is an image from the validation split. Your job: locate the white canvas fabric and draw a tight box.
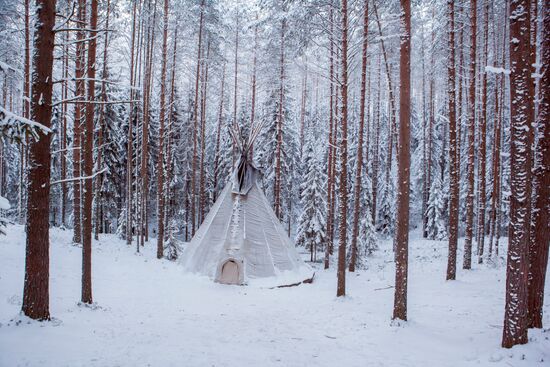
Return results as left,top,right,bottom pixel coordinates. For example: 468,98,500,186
180,163,312,285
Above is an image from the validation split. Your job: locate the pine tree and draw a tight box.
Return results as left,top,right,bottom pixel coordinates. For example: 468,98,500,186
354,175,377,269
426,173,448,241
296,136,327,262
377,177,395,238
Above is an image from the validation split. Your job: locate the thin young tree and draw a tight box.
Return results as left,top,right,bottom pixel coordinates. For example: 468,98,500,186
476,0,489,264
22,0,57,320
157,0,170,259
73,0,87,245
349,0,368,272
502,0,533,349
213,64,226,203
274,15,286,220
126,0,139,245
446,0,459,281
191,0,205,236
393,0,411,321
324,3,335,270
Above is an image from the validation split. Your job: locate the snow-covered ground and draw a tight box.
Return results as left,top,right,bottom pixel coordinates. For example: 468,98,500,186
0,224,548,367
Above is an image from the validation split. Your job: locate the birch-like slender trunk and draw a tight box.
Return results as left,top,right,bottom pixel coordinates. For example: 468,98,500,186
349,0,368,272
156,0,170,259
446,0,458,281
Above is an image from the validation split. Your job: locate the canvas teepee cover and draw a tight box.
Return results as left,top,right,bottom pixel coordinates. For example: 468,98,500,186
181,141,312,285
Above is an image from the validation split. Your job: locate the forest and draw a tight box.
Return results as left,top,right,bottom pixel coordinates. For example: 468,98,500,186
0,0,548,365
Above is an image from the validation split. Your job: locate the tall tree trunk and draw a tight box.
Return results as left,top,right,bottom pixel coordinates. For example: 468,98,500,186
324,3,335,270
274,18,286,220
191,0,205,236
156,0,170,259
61,29,69,228
95,0,111,241
372,54,381,226
489,7,506,261
22,0,56,320
142,0,158,245
393,0,411,321
477,0,489,264
299,61,307,155
165,25,178,228
446,0,459,281
421,20,428,239
349,0,368,272
456,13,464,199
336,0,349,297
463,0,477,270
373,2,399,185
73,0,87,245
527,0,549,330
126,0,138,246
502,0,533,349
198,40,210,225
82,0,99,305
213,64,226,203
250,16,258,158
20,0,31,224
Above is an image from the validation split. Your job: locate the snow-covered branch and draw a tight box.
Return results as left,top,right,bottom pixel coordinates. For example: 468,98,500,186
50,167,108,186
0,106,52,143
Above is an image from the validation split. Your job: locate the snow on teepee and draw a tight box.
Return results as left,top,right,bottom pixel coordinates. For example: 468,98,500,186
180,121,313,286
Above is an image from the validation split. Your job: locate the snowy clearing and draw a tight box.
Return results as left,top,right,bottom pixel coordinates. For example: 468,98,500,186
0,224,548,367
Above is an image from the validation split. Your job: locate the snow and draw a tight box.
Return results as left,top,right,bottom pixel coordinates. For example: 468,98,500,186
0,224,548,367
0,196,10,210
485,66,511,75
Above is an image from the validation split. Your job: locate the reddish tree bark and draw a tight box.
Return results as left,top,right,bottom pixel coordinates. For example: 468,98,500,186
527,0,549,329
393,0,410,321
73,0,87,245
336,0,349,298
81,0,99,304
502,0,533,349
22,0,57,320
463,0,477,270
61,29,69,227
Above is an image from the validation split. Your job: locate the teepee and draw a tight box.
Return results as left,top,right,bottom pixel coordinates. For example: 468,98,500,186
181,122,313,286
